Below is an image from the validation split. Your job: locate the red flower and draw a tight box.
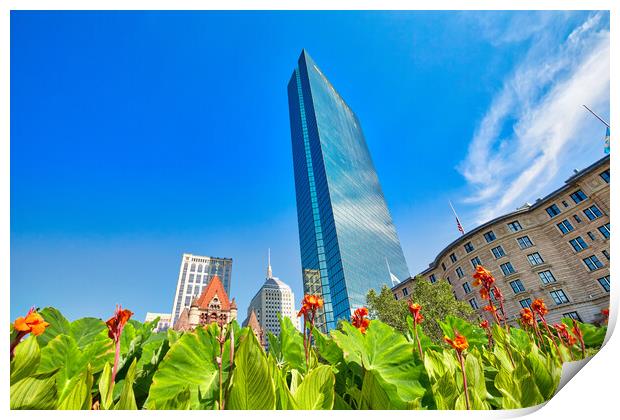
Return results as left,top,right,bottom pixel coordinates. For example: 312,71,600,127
472,265,495,289
483,304,497,313
479,320,489,329
520,308,535,327
444,331,469,354
106,305,133,341
554,323,577,346
479,287,490,300
601,308,610,324
351,307,370,334
13,307,50,337
492,286,503,301
297,294,324,318
408,302,424,324
531,299,548,317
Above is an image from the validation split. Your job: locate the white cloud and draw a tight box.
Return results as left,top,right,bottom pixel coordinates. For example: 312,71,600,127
458,12,610,224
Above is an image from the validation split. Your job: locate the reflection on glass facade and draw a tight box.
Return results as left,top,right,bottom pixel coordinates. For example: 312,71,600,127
287,50,410,331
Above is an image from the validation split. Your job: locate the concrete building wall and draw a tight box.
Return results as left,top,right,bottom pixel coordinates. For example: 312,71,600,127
394,156,610,326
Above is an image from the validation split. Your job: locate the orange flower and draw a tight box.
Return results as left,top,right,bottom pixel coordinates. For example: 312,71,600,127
479,288,490,300
479,320,489,329
351,307,370,334
472,265,495,288
106,305,133,341
14,307,50,336
483,304,497,313
408,302,424,324
554,323,577,346
297,294,324,317
531,299,548,317
492,286,503,300
601,308,610,323
444,331,469,354
520,308,535,327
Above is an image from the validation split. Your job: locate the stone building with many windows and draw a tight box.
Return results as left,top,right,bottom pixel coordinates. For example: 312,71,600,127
393,155,610,325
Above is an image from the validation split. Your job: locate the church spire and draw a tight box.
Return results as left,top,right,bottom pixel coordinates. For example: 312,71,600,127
267,248,273,279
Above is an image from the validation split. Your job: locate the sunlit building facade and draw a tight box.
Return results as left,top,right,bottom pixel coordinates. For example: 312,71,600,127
287,50,409,331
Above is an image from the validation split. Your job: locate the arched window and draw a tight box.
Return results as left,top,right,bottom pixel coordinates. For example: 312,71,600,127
191,263,196,272
198,264,203,273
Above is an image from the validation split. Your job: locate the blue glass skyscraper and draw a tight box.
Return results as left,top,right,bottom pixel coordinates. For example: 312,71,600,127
287,50,410,331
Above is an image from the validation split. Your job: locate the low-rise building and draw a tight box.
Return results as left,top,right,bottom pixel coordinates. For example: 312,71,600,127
394,155,610,326
144,312,172,332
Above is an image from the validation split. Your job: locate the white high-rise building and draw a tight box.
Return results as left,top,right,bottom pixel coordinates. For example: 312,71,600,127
171,253,233,325
244,250,297,339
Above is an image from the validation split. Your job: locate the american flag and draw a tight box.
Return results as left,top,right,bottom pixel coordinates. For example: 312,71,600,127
455,216,465,235
449,200,465,235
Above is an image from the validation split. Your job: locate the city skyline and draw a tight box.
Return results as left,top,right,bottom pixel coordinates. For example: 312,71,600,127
10,11,610,322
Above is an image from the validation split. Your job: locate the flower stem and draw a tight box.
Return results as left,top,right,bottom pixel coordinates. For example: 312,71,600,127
458,353,470,410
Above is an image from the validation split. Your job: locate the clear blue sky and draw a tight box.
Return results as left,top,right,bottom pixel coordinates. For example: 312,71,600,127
11,11,610,322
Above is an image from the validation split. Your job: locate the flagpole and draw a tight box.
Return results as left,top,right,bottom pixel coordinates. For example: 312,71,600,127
583,105,610,128
449,200,465,235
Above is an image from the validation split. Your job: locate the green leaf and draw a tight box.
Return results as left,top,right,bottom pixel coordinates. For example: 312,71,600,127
227,329,276,410
10,335,41,385
57,367,94,410
464,352,490,409
134,335,170,408
562,318,607,348
293,365,335,409
145,325,222,409
98,362,114,410
438,315,487,349
115,358,138,409
37,334,84,401
146,387,191,409
37,307,71,348
10,371,58,409
331,320,426,408
278,314,306,373
70,317,108,348
312,326,343,365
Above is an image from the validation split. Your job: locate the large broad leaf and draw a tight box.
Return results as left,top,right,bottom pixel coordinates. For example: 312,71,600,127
37,307,71,347
463,351,490,409
145,324,224,409
438,315,487,349
331,320,426,408
268,354,297,410
312,326,343,365
227,329,275,410
10,335,41,385
37,334,86,401
70,317,108,348
57,367,93,410
134,334,170,408
10,370,58,409
293,365,335,409
115,358,138,410
423,349,459,409
278,314,306,373
98,363,114,410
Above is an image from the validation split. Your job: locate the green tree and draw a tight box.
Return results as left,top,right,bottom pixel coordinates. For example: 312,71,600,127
367,278,476,343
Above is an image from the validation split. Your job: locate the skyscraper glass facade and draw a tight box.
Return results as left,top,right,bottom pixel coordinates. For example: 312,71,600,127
287,50,410,331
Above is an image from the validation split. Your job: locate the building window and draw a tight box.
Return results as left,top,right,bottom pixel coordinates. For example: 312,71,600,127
450,253,457,263
527,252,545,266
598,223,610,239
602,250,610,261
456,267,464,278
446,276,451,284
483,231,497,243
429,274,437,283
500,262,516,276
464,242,474,253
463,282,472,294
393,293,398,300
584,205,603,221
587,231,597,241
538,270,557,285
583,255,604,271
562,200,569,208
598,275,610,292
600,169,610,183
550,289,569,305
507,221,523,232
509,279,526,294
519,298,532,309
574,214,582,224
469,298,479,310
402,287,409,296
470,256,482,269
441,262,446,271
517,236,534,249
570,190,588,204
556,219,574,235
546,204,561,218
563,311,582,322
569,236,589,252
491,245,506,259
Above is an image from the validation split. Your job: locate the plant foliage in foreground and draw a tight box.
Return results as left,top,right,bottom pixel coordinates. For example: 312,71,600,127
9,303,606,410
